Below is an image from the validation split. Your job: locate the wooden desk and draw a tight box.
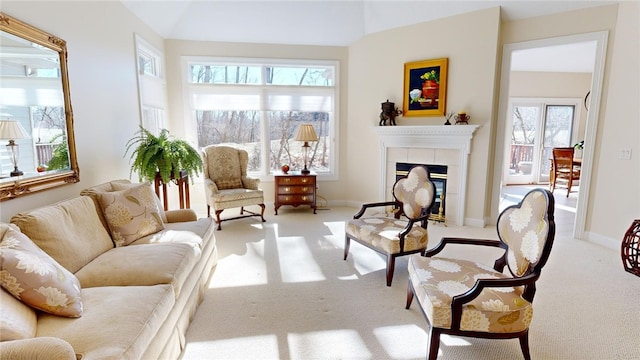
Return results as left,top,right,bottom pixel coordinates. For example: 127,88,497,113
154,170,190,211
274,172,316,215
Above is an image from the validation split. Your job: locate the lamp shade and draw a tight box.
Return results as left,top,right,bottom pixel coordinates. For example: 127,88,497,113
294,124,318,142
0,120,30,140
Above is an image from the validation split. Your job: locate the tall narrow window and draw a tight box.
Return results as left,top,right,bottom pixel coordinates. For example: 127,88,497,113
135,35,166,135
184,57,338,177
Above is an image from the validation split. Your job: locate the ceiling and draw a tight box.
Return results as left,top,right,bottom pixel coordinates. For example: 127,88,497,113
121,0,615,72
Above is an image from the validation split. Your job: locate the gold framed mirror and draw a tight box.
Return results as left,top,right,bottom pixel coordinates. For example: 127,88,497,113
0,13,79,200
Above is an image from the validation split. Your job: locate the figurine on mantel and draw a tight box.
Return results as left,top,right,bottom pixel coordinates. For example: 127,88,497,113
379,99,402,126
444,112,454,125
455,111,470,125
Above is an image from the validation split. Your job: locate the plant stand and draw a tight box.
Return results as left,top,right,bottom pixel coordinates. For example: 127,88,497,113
154,170,190,211
621,219,640,277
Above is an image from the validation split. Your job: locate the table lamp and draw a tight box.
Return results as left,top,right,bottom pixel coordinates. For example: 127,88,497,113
0,120,31,176
294,124,318,175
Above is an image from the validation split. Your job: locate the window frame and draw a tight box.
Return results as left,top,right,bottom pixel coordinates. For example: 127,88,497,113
134,34,167,135
181,56,339,182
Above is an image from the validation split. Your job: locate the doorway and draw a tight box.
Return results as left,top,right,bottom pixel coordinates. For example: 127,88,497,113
491,31,608,239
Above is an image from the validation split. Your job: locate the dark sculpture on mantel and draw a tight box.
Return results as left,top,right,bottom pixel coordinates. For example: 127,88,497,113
379,99,402,126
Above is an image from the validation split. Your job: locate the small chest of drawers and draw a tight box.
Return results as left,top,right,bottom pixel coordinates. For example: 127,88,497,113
274,172,317,215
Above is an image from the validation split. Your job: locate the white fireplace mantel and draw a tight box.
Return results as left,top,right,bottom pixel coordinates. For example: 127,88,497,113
375,125,480,226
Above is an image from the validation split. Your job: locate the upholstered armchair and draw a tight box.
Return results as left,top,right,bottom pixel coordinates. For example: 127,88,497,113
344,165,436,286
406,188,555,360
201,145,265,230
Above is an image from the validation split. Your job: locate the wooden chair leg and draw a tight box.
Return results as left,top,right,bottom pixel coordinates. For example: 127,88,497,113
343,236,350,260
386,255,396,286
240,206,244,214
215,210,223,230
519,332,531,360
406,282,414,309
259,204,266,222
567,177,572,197
427,327,441,360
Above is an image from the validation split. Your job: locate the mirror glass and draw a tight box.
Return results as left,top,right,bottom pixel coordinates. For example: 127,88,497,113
0,13,79,200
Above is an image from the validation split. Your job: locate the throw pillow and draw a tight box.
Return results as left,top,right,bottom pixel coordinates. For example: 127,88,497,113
0,224,83,318
98,183,165,246
111,181,167,223
215,178,243,190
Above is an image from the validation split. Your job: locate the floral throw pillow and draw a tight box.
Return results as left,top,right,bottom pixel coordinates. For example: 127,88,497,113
0,224,83,317
98,183,165,246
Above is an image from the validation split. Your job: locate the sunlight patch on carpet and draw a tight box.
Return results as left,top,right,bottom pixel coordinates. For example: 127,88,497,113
277,236,326,283
209,240,268,288
374,324,428,359
184,335,280,359
441,334,472,346
288,330,371,359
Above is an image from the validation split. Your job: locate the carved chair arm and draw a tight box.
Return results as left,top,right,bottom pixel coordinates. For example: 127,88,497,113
424,237,506,257
353,201,397,219
449,273,540,330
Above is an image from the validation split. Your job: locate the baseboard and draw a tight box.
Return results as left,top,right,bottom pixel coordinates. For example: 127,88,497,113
465,217,486,228
584,231,619,251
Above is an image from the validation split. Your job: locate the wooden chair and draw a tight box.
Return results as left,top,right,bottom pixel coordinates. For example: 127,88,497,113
406,188,555,360
344,165,436,286
201,145,265,230
550,147,581,197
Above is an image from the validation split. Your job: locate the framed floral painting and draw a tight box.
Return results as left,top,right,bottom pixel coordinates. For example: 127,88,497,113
403,58,448,117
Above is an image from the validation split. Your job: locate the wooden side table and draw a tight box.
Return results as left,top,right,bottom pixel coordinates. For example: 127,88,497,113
154,170,190,211
274,172,316,215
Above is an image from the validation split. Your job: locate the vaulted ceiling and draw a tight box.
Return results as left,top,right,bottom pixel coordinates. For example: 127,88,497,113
121,0,615,72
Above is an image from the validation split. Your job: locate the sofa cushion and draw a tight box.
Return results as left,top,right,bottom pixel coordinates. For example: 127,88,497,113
0,288,36,341
36,285,175,360
0,224,83,317
74,242,199,297
10,196,114,274
133,218,215,251
97,183,165,246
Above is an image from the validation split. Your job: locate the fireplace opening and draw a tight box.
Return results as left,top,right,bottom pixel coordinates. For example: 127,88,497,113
396,162,447,223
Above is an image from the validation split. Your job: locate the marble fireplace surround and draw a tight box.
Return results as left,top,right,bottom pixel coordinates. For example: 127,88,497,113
374,125,480,226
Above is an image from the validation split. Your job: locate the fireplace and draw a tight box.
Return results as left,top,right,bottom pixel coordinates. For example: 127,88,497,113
375,125,479,226
396,162,447,223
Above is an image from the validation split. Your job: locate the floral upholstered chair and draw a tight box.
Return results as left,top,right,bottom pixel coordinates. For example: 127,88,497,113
344,165,436,286
201,145,265,230
406,188,555,360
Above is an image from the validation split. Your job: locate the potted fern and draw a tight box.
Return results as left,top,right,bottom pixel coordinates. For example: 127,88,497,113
125,126,203,184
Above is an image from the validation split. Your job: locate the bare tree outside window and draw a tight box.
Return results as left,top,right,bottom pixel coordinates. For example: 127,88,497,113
188,59,336,174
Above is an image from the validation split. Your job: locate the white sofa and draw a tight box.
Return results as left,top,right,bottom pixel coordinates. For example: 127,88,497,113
0,180,217,359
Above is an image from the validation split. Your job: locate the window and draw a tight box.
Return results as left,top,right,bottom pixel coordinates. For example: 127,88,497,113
507,98,580,184
134,35,166,135
184,57,337,177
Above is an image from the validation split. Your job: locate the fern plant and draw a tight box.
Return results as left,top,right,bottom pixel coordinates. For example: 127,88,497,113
47,133,70,170
124,126,203,183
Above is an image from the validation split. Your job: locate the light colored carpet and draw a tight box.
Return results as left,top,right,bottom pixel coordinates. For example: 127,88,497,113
181,205,640,360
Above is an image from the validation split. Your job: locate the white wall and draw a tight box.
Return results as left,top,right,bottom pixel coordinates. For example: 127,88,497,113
0,1,163,221
346,7,502,226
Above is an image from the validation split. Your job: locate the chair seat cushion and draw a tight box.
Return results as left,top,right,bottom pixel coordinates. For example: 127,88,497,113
346,217,428,254
408,254,532,333
212,188,263,200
